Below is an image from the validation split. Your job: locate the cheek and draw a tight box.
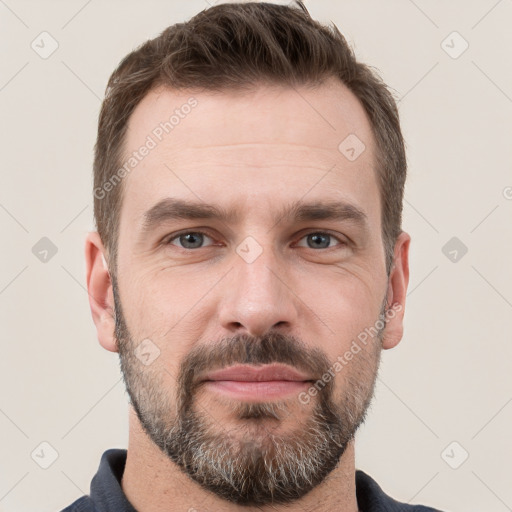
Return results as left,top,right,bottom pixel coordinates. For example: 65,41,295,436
327,327,382,403
302,269,383,352
119,268,181,333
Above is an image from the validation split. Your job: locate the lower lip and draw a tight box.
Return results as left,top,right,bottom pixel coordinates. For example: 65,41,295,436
203,380,311,400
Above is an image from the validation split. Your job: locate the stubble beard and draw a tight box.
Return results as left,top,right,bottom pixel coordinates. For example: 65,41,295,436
113,276,384,506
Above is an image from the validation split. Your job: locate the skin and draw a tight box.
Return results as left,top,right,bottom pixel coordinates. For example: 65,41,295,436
85,76,410,512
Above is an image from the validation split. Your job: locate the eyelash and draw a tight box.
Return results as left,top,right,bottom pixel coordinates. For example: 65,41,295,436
164,230,347,250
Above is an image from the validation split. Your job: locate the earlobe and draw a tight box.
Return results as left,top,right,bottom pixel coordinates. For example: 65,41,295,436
381,231,410,350
84,232,118,353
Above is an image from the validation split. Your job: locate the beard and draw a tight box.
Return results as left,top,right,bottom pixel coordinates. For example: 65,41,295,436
112,275,385,506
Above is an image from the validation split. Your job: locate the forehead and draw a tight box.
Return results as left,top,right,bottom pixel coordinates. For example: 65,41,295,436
119,78,379,233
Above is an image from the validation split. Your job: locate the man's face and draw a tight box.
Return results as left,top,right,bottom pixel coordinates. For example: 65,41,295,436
111,78,396,505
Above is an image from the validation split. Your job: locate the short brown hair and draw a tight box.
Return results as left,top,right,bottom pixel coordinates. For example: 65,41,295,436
93,1,406,277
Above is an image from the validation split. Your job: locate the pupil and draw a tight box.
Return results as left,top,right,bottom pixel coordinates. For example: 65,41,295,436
182,233,202,248
310,233,328,248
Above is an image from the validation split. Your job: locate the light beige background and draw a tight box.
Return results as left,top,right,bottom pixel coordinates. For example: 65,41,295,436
1,1,511,511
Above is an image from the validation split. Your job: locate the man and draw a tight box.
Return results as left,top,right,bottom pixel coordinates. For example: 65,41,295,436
62,2,443,511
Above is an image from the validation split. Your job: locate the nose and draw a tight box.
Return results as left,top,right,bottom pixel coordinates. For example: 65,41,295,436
217,243,299,338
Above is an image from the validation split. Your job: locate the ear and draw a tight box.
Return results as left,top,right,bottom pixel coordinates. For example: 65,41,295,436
382,231,411,350
84,231,118,353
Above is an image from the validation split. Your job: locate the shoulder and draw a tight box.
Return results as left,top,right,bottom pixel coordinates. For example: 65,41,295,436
58,449,129,512
356,470,444,511
59,495,97,512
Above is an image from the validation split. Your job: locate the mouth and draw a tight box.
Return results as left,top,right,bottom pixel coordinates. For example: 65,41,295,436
201,364,315,401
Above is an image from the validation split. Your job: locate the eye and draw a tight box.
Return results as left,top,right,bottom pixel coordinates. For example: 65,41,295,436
295,231,346,250
164,230,347,251
166,231,215,249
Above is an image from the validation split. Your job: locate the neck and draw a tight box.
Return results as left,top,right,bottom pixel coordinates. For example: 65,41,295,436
121,407,359,512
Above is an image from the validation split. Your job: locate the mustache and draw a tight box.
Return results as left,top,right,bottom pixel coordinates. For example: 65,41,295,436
179,331,331,395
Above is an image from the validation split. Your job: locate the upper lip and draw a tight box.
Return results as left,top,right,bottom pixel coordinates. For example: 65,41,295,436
202,364,313,382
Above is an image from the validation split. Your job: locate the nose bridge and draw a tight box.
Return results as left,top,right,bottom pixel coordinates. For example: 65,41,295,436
238,239,281,302
218,235,298,337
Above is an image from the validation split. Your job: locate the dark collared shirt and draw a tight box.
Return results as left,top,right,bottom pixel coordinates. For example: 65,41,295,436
60,449,442,511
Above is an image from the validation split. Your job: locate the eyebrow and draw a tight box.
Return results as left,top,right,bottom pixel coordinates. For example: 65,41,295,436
140,197,368,234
